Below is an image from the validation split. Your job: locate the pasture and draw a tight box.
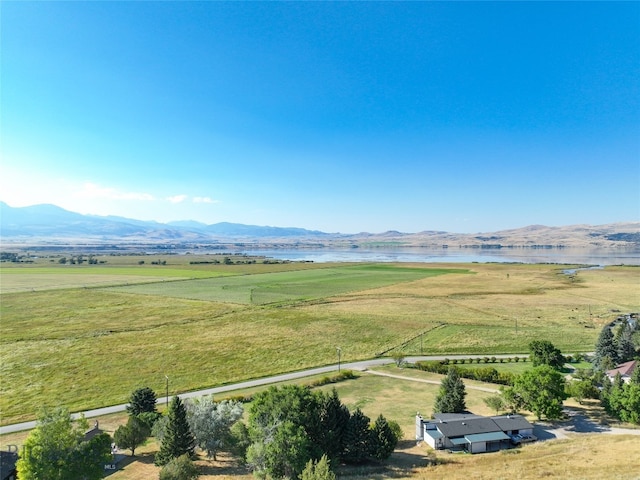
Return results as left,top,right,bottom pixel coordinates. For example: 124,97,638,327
1,260,638,425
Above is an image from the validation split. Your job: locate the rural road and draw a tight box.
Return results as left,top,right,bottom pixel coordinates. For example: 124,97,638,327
0,354,517,435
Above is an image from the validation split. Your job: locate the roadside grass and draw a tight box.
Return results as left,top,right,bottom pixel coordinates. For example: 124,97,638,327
1,263,638,425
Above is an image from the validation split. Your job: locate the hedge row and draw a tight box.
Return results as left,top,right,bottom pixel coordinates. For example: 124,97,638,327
414,361,516,386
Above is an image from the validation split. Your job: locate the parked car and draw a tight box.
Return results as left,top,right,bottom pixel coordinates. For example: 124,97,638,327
510,433,537,445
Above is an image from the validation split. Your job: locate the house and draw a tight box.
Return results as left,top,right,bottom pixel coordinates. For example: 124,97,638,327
416,413,534,454
0,451,18,480
606,360,638,384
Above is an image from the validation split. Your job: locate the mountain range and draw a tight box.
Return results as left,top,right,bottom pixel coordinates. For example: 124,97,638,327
1,202,639,248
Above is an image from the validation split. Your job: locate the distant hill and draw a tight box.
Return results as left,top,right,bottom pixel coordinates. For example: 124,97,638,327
1,202,638,248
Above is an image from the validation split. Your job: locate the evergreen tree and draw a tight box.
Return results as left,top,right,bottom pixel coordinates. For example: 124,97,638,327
342,408,371,464
155,396,196,466
369,414,398,461
299,455,336,480
127,387,158,416
317,388,350,461
433,367,467,413
617,333,636,363
594,327,618,370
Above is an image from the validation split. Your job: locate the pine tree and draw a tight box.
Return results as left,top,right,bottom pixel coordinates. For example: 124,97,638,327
342,408,371,464
318,388,350,461
155,396,196,466
617,331,636,363
126,387,158,416
594,327,618,370
369,414,398,461
433,367,467,413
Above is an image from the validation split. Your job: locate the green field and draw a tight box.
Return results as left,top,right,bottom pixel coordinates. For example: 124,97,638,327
108,264,461,304
1,260,638,425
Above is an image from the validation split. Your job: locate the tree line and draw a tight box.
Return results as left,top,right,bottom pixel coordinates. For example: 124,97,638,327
17,382,399,480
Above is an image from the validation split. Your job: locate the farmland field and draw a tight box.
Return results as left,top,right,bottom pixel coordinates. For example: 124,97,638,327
108,264,461,304
1,259,638,425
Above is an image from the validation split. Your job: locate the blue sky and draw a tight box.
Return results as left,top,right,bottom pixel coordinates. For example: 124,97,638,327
2,1,638,233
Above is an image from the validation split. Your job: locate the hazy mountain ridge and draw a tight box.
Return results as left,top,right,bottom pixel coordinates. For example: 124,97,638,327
1,202,638,248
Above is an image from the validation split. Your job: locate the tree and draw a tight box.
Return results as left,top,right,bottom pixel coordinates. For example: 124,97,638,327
155,396,196,466
617,331,636,363
159,453,199,480
299,455,336,480
342,408,371,464
186,396,243,460
528,340,565,369
228,421,251,463
317,388,350,462
483,394,505,414
114,415,150,456
16,407,111,480
247,385,323,479
566,379,599,405
127,387,158,416
433,367,467,413
594,327,618,370
369,414,398,461
513,365,567,420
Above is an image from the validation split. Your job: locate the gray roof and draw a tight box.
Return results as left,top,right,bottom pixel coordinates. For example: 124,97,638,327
433,413,483,422
491,415,533,432
466,431,510,443
435,417,500,438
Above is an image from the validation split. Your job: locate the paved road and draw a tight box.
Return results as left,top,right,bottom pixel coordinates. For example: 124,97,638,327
0,354,523,435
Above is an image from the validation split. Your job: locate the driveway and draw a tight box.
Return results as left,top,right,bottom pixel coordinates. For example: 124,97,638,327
533,408,640,441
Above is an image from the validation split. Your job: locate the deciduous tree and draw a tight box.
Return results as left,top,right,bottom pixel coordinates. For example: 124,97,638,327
16,407,111,480
113,415,150,456
513,365,567,420
159,453,199,480
300,454,336,480
528,340,565,369
186,396,243,460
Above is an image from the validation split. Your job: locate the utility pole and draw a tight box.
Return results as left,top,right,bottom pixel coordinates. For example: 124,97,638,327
336,347,341,372
165,375,169,408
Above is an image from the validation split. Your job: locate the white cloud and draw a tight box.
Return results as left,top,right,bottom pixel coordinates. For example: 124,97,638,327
167,194,188,204
75,182,155,201
193,196,217,204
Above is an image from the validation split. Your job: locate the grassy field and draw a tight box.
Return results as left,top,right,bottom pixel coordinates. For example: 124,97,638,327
2,368,638,480
108,264,460,304
1,260,638,425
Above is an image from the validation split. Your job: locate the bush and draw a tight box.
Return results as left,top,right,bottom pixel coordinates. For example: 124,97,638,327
159,454,199,480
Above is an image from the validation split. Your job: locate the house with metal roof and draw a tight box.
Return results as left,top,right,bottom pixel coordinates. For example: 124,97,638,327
415,413,534,454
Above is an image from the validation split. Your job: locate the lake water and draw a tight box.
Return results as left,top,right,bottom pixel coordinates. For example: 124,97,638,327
231,247,640,266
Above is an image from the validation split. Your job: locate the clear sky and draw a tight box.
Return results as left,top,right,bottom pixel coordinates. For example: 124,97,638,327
1,1,638,233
